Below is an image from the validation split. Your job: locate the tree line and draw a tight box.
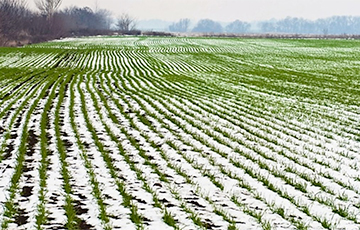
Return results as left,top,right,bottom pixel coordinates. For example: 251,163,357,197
169,19,250,33
260,16,360,35
0,0,138,46
169,16,360,35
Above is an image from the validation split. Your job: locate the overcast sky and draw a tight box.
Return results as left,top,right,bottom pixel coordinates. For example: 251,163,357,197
30,0,360,22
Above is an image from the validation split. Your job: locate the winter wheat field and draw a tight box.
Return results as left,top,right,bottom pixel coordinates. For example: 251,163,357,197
0,36,360,230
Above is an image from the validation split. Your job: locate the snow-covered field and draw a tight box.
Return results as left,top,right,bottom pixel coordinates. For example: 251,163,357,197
0,36,360,230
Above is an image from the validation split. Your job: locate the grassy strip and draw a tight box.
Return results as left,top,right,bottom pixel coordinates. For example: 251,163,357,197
53,73,79,229
35,76,63,229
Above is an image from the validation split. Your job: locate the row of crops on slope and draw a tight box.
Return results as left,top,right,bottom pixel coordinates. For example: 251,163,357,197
0,36,360,230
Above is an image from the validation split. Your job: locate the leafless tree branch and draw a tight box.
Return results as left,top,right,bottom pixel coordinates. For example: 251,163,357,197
35,0,62,19
116,13,136,32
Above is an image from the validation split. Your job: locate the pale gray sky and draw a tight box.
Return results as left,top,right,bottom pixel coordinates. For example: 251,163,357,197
30,0,360,22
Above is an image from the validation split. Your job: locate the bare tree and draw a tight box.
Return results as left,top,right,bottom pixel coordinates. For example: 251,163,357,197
225,20,251,34
192,19,223,33
116,13,136,32
35,0,62,20
60,6,112,32
95,9,112,30
0,0,29,44
169,18,190,32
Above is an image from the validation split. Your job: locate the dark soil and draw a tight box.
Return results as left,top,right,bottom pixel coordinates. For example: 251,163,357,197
159,198,176,208
76,193,87,200
43,84,53,98
187,200,206,208
60,131,68,137
63,139,73,148
26,130,38,157
14,209,28,226
25,158,34,163
82,142,90,149
78,219,94,230
24,174,32,181
3,144,14,160
74,200,89,215
134,198,147,204
27,129,38,146
202,219,220,230
22,165,34,173
14,116,22,129
21,186,33,197
49,195,58,205
0,92,11,100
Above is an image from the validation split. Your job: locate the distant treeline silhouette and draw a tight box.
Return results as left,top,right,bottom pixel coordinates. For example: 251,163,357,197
170,16,360,35
259,16,360,35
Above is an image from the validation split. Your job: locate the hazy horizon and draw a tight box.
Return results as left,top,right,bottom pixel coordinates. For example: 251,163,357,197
25,0,360,22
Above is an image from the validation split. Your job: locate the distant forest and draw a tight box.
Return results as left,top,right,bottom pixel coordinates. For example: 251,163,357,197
2,0,360,46
170,16,360,35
